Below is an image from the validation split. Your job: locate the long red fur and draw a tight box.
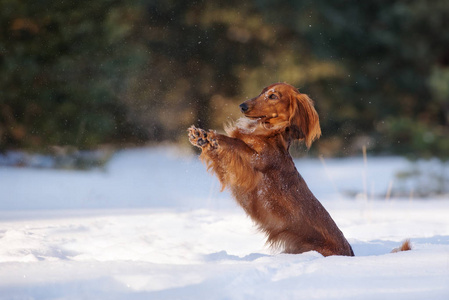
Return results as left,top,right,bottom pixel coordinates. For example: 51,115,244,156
188,82,410,256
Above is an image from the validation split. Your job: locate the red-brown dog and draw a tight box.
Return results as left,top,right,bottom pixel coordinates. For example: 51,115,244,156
189,83,409,256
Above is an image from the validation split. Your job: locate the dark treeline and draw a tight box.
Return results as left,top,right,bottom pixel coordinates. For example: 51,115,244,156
1,0,448,158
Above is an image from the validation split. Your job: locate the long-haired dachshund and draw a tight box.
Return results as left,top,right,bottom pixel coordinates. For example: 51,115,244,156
188,82,409,256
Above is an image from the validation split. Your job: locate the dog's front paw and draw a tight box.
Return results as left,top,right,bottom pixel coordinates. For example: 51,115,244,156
188,126,208,147
188,126,218,149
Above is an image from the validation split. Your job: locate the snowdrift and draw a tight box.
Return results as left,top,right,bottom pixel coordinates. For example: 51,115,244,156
0,147,448,299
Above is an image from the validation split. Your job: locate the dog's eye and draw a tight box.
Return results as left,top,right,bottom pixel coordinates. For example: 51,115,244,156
268,94,278,100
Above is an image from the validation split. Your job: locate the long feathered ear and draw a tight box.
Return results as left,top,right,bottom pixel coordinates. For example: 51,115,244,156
289,93,321,148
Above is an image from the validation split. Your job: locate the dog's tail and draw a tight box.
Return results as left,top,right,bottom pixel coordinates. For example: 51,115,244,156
391,239,412,253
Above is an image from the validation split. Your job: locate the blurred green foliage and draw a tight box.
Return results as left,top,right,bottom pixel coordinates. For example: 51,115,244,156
1,0,448,158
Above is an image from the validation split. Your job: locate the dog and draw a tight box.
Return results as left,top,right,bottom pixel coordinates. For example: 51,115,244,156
188,82,410,256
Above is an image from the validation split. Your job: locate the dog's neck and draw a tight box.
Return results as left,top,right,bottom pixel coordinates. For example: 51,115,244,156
226,117,295,150
227,117,284,134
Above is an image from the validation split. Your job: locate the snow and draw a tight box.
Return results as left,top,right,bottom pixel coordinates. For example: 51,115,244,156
0,147,448,299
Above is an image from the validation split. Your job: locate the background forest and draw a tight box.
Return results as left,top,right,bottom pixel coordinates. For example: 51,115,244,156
1,0,448,158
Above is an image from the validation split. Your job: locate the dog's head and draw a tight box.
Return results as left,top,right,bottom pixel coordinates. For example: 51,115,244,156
239,83,321,148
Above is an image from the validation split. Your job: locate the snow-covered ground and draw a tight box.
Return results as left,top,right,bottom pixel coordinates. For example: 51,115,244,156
0,147,448,299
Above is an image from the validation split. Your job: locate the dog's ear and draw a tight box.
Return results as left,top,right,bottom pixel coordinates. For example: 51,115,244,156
289,93,321,148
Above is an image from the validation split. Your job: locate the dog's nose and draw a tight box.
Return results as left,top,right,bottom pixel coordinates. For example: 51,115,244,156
239,103,249,113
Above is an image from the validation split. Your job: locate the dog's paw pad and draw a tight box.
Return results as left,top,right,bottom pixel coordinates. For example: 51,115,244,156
197,138,207,147
188,126,215,149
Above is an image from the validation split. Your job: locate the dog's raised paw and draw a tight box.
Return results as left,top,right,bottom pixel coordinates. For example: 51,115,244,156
188,126,218,149
188,126,208,148
207,130,218,148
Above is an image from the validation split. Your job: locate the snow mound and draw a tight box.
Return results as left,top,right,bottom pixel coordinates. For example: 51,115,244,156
0,147,448,299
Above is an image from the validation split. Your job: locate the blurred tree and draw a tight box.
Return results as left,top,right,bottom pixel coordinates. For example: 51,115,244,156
305,0,449,158
1,0,448,158
0,0,148,150
122,0,344,146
